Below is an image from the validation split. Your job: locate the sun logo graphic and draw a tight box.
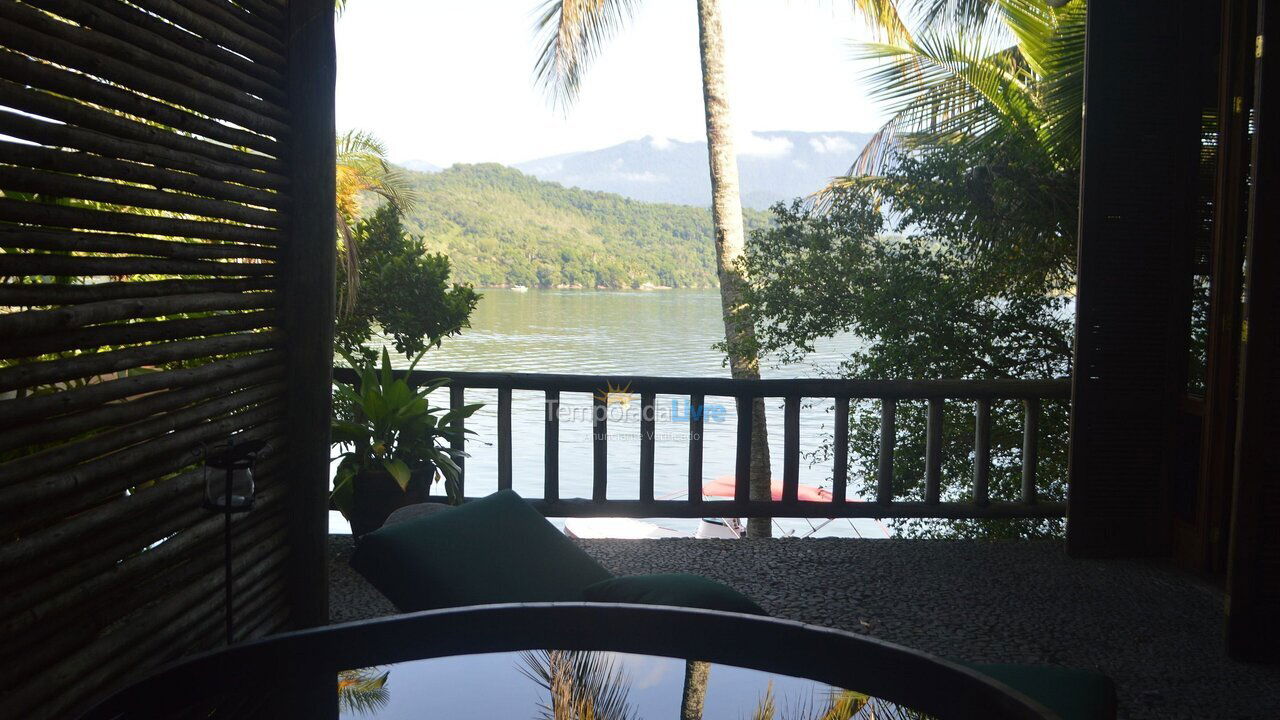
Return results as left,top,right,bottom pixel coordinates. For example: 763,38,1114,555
593,381,633,407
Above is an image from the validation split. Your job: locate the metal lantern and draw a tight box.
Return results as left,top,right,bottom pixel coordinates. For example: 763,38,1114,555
200,436,267,645
202,437,264,513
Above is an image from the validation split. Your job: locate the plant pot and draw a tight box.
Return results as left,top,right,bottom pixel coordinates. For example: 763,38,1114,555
350,467,432,538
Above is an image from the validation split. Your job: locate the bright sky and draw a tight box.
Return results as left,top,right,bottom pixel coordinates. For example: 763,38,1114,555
335,1,888,166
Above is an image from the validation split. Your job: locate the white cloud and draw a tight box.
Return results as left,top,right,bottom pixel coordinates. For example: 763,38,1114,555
737,132,793,157
649,135,673,150
809,135,857,154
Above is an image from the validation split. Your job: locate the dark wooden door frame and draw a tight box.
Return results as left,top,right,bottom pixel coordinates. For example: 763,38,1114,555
1173,0,1258,576
1225,0,1280,663
282,0,337,630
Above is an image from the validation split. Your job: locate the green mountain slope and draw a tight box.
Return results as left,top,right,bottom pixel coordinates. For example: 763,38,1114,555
391,163,770,289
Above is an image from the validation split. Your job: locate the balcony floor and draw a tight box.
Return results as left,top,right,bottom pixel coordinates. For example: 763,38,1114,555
328,537,1280,719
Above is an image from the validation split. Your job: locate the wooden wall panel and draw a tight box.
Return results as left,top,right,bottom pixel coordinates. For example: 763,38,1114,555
0,0,324,716
1068,0,1218,556
1226,0,1280,662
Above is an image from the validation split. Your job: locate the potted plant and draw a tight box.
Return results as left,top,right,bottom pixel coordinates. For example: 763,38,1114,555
330,347,481,538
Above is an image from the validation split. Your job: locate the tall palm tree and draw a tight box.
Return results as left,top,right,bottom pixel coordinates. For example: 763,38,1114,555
535,2,917,536
532,1,731,533
680,659,710,720
334,129,418,317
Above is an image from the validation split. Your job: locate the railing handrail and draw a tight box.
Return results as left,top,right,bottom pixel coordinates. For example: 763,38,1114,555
332,367,1071,400
330,367,1069,521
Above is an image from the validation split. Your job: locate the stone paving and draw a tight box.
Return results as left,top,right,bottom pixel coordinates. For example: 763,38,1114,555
329,536,1280,719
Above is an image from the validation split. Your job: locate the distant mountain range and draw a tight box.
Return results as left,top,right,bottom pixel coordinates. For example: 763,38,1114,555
399,130,872,209
388,163,770,289
399,159,442,173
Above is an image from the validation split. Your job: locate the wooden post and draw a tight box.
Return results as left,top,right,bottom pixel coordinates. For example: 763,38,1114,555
876,399,895,504
544,390,559,502
688,394,704,503
281,0,334,630
925,398,943,504
497,387,512,491
782,396,801,504
734,395,751,503
973,400,991,507
640,392,655,504
1021,398,1040,504
592,394,607,501
449,385,465,497
832,397,849,503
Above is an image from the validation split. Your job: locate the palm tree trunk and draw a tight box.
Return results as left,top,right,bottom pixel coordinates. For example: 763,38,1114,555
696,0,771,537
680,660,711,720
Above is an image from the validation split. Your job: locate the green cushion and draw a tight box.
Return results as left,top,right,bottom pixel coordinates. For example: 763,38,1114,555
581,573,768,616
350,490,613,611
972,664,1116,720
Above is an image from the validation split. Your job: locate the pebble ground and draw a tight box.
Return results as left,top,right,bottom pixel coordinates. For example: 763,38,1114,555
329,536,1280,719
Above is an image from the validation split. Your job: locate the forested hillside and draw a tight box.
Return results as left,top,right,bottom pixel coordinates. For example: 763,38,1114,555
389,163,769,289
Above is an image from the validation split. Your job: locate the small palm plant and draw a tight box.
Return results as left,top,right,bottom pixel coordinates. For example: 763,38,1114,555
331,347,481,534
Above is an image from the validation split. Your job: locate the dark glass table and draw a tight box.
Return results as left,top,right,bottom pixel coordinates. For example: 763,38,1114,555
82,604,1053,719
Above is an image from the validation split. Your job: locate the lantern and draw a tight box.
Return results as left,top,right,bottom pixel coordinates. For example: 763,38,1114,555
200,436,267,645
202,437,265,513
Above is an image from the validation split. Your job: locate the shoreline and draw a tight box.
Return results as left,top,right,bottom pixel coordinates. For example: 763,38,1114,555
477,284,702,291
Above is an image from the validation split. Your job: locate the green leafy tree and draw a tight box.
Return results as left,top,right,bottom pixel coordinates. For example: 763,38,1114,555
535,0,766,532
334,203,480,361
742,151,1072,538
740,0,1085,538
335,129,419,318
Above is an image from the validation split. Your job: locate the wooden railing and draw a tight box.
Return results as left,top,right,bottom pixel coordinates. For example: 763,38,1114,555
332,369,1071,520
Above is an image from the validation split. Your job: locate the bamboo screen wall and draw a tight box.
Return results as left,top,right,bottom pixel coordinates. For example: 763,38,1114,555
0,0,335,716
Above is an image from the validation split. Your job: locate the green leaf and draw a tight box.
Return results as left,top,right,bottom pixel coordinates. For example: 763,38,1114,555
382,458,411,490
331,464,356,518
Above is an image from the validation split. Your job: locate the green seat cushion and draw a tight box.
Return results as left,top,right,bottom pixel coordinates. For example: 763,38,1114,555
972,664,1116,720
581,573,768,616
350,490,613,611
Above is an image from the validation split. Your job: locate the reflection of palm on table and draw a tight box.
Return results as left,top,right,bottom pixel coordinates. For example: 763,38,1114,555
85,604,1065,719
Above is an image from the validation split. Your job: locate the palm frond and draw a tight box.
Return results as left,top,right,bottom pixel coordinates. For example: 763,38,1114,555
533,0,640,108
518,649,638,720
335,129,419,218
337,668,390,715
848,0,915,44
750,681,778,720
911,0,1000,32
848,29,1034,175
838,0,1083,181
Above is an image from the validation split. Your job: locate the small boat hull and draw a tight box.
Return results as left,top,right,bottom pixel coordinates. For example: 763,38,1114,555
564,517,690,539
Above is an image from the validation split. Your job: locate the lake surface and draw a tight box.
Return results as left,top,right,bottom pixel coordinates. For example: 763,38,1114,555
333,289,887,538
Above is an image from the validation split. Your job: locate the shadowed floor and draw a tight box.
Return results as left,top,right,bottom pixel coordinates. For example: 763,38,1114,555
329,536,1280,719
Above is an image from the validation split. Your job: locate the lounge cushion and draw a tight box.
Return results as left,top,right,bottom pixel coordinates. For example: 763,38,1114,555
582,573,768,616
972,664,1116,720
350,489,613,611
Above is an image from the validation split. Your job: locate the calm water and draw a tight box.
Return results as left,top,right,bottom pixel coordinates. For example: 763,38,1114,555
332,289,887,538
